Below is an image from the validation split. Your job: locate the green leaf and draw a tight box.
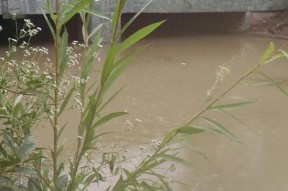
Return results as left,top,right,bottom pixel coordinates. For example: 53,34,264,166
181,142,207,160
0,157,21,168
57,123,67,140
279,50,288,58
103,45,148,94
42,11,55,40
260,42,275,64
257,71,288,97
88,23,103,42
28,178,43,191
81,7,111,21
176,126,205,135
92,112,128,129
101,45,117,88
200,117,241,143
26,89,52,99
13,94,23,108
79,95,97,136
0,144,8,157
14,167,35,174
97,87,124,113
0,91,7,107
116,0,153,39
112,175,124,191
58,29,69,80
221,110,254,132
80,31,102,97
117,20,165,53
160,154,197,168
59,87,74,115
208,100,256,111
140,181,157,191
56,174,68,190
122,168,131,177
60,0,93,26
0,186,13,191
17,135,36,158
111,0,127,42
140,159,167,173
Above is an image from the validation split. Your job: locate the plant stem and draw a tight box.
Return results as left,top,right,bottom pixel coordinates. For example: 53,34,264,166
185,63,262,126
53,0,60,184
120,49,276,189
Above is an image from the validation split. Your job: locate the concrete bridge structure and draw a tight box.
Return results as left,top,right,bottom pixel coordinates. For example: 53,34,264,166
1,0,288,15
1,0,288,40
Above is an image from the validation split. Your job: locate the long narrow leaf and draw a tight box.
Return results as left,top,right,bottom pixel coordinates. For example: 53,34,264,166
220,110,255,132
88,23,103,42
103,44,149,94
176,126,205,135
97,87,125,113
208,100,256,111
181,142,207,160
60,0,93,26
257,71,288,96
42,11,56,40
92,112,128,129
101,45,117,86
200,117,241,143
117,20,165,53
116,0,153,39
58,29,69,80
59,88,74,115
160,154,197,168
260,42,275,64
81,7,111,21
111,0,127,42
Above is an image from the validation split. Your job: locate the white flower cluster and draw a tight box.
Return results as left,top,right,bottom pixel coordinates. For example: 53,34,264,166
151,139,162,149
20,19,42,37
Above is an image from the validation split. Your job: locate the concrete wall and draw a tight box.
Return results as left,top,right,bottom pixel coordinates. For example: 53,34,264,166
91,0,288,40
1,0,288,15
1,0,288,41
0,0,49,15
95,0,288,14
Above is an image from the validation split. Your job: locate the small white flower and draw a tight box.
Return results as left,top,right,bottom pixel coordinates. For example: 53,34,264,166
135,118,143,123
125,120,133,126
0,25,2,31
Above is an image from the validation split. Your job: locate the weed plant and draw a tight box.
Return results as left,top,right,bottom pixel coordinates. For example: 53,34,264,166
0,0,288,190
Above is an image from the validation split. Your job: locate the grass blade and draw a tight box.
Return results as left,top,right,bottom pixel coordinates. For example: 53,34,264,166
208,100,256,111
176,126,205,135
116,0,153,40
58,29,69,80
117,20,165,53
260,42,275,64
92,112,128,129
200,117,241,143
111,0,127,42
160,154,197,168
60,0,93,26
97,87,125,113
59,87,74,115
257,71,288,96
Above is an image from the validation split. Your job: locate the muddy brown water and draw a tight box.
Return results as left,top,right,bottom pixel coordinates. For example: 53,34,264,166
1,13,288,191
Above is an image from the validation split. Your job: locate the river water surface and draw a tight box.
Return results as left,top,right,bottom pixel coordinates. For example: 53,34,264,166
1,13,288,191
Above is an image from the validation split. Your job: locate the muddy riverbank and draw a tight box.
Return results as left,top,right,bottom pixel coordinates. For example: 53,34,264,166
247,10,288,38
